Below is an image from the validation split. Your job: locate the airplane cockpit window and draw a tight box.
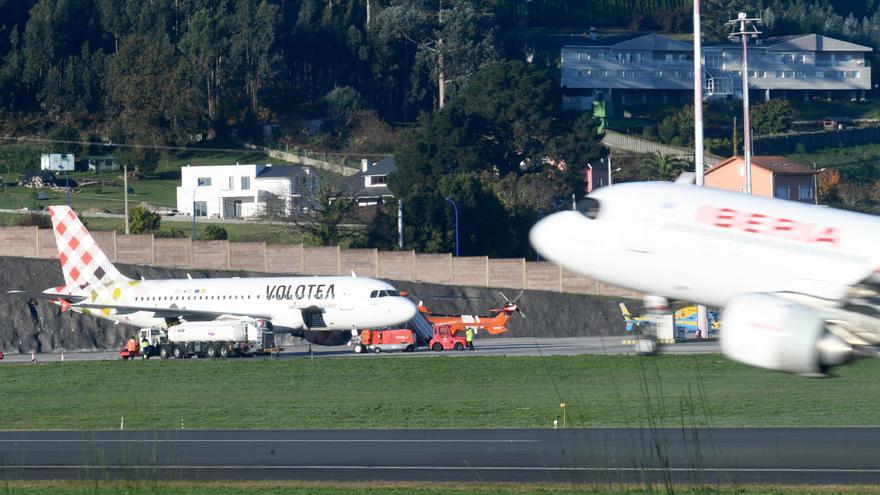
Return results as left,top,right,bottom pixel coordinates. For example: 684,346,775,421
576,197,601,219
370,290,378,298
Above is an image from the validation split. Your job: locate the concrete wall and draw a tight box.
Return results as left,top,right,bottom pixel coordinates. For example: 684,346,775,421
0,226,641,298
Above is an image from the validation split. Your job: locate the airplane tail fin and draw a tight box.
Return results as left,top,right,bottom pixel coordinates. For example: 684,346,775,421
619,302,632,319
48,205,128,288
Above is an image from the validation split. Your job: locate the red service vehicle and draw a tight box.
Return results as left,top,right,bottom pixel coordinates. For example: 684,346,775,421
429,324,468,352
353,329,415,354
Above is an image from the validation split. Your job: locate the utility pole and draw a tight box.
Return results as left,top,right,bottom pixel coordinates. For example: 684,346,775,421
123,162,130,235
398,199,404,249
727,12,761,195
606,152,613,186
693,0,709,338
437,0,446,109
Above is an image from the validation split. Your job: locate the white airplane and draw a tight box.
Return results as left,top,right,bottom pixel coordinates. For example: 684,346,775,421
530,181,880,376
9,206,417,345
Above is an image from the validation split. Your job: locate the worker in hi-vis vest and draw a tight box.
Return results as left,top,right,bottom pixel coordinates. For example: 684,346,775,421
465,327,475,351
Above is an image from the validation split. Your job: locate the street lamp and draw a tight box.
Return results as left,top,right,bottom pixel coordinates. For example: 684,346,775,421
444,197,459,257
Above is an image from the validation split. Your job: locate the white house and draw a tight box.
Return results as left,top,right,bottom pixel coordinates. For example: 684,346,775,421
176,163,318,218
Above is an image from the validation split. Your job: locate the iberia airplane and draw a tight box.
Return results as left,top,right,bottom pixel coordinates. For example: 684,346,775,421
530,181,880,376
9,206,417,344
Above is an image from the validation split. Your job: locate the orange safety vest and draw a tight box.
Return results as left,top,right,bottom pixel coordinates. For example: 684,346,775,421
126,339,138,352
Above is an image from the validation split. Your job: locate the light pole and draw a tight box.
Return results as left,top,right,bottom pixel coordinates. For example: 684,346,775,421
694,0,709,337
444,197,459,257
727,12,761,195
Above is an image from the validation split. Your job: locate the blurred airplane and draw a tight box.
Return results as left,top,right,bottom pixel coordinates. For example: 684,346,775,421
531,181,880,376
418,292,524,335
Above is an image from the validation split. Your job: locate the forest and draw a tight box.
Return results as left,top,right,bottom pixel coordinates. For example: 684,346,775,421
2,0,880,256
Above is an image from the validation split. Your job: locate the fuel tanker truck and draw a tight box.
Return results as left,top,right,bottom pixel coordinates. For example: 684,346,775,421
138,318,277,359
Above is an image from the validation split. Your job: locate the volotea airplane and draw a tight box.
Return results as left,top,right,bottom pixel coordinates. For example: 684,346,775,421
9,206,417,344
530,181,880,376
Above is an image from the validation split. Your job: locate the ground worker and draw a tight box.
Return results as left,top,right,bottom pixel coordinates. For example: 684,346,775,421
126,336,139,354
465,327,475,351
141,336,150,355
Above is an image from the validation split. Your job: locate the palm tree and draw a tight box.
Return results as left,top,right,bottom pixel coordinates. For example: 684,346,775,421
641,151,691,181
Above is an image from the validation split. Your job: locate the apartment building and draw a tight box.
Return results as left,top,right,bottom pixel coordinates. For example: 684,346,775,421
561,33,872,109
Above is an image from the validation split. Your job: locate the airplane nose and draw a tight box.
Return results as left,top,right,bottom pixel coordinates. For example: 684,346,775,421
529,211,589,263
396,297,418,322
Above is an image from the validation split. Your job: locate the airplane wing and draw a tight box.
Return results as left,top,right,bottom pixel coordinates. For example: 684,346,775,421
70,302,273,321
7,290,87,303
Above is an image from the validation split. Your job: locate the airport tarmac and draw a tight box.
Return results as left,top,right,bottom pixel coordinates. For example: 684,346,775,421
0,336,721,363
1,428,878,484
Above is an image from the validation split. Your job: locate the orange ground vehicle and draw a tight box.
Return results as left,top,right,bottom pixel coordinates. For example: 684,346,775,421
418,292,523,337
428,324,468,352
353,329,415,354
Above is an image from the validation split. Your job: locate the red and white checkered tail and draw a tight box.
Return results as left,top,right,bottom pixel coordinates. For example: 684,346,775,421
48,206,128,288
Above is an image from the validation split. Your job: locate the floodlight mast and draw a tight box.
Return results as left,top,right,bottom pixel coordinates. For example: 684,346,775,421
693,0,710,337
726,12,762,195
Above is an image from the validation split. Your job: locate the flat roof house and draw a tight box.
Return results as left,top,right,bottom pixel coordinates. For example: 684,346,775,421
705,155,818,204
176,163,318,218
561,33,872,109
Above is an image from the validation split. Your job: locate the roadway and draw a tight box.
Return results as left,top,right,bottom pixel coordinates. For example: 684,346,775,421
1,428,878,484
0,336,721,363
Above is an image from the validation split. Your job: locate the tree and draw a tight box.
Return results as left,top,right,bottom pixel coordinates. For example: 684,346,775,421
817,168,841,205
657,116,678,144
358,199,398,250
751,99,797,135
204,224,228,240
641,151,691,181
128,205,160,233
322,86,363,141
297,183,357,246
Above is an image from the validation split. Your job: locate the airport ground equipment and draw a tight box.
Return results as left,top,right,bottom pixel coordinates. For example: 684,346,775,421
429,324,468,352
352,329,415,354
143,319,277,359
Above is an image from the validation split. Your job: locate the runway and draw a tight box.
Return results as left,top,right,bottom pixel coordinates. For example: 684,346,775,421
0,336,721,363
1,428,878,484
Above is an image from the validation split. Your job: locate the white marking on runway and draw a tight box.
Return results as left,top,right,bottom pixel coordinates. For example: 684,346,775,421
0,439,538,444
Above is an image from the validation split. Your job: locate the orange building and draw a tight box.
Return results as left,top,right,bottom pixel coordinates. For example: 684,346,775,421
704,155,818,204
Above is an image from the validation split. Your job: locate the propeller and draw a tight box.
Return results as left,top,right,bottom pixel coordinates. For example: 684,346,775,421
498,291,526,318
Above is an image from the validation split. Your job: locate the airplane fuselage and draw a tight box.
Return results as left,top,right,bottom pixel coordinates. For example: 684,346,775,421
531,182,880,308
66,275,416,332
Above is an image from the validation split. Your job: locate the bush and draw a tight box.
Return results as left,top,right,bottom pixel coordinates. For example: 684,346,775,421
16,213,51,228
203,224,228,240
128,205,160,233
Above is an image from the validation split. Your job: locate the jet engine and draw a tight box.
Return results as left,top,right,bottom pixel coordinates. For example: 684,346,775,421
291,329,352,346
721,293,853,376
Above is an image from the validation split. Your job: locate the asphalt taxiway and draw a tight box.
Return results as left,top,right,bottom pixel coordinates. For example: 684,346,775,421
1,428,878,484
0,336,720,363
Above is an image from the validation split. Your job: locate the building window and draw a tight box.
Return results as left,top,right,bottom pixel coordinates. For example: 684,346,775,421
241,176,250,190
228,176,234,189
796,71,806,79
738,165,744,177
194,201,208,217
370,175,387,185
776,70,782,78
816,70,824,78
798,186,813,200
197,177,211,186
776,186,790,199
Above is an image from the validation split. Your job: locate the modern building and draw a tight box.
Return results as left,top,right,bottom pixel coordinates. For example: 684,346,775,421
705,155,818,204
561,33,872,108
339,157,396,206
176,163,318,218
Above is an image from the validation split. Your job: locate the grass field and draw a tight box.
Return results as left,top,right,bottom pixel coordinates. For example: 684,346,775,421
4,481,880,495
2,355,880,431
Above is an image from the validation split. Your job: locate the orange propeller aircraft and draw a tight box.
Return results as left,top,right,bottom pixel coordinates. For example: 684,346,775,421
416,292,524,335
